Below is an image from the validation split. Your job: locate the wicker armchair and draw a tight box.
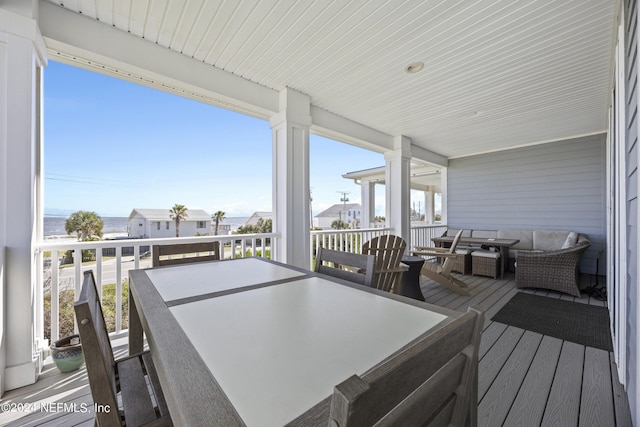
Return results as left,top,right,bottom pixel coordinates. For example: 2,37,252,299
515,235,590,297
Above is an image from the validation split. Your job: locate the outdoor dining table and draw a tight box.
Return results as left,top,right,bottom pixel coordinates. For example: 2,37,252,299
431,236,520,279
128,257,457,427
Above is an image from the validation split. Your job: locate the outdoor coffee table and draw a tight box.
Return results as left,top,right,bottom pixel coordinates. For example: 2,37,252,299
432,236,519,279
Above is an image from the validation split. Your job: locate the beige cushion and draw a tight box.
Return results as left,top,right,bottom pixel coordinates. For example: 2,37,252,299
455,249,473,255
561,232,579,249
471,250,500,259
533,230,570,251
498,230,534,250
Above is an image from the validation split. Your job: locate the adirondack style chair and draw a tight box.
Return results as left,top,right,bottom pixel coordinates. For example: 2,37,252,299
362,235,408,293
413,229,470,296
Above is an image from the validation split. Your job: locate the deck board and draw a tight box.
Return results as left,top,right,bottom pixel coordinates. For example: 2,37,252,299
580,347,616,426
0,272,631,427
541,341,585,426
502,335,563,426
478,330,544,427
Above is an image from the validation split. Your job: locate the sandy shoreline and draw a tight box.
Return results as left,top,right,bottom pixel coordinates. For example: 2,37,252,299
43,232,129,241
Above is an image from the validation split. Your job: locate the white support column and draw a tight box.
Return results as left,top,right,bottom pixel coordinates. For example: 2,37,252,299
440,168,448,224
270,88,311,269
424,188,434,223
361,180,376,228
384,136,412,244
0,3,48,392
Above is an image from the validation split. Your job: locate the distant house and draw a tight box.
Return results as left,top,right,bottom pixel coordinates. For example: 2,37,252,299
314,203,362,229
245,211,272,227
128,208,211,238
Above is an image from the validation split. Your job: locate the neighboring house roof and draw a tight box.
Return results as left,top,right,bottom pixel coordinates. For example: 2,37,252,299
128,208,211,221
315,203,362,218
245,211,272,226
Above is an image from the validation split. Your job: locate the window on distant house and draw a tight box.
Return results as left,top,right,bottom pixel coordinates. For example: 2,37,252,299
166,221,170,230
197,221,206,229
156,222,160,230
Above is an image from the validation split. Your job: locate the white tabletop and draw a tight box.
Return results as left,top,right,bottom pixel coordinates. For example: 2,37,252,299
146,257,306,301
169,276,447,426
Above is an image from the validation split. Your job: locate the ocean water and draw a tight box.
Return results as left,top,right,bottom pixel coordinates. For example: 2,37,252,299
43,216,251,237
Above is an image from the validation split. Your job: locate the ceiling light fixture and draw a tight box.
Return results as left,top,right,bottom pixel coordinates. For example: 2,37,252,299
404,61,424,74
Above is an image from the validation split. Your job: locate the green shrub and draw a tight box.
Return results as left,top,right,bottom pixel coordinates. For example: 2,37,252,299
62,249,96,264
44,280,129,341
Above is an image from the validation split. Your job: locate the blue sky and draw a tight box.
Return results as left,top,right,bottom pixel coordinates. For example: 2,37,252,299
44,61,386,218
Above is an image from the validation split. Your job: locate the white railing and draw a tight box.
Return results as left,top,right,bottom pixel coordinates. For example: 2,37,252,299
36,225,447,343
36,233,279,342
309,224,447,260
411,224,448,248
310,227,394,255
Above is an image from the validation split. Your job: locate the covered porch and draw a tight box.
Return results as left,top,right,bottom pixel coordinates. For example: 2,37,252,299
1,0,638,425
1,272,632,426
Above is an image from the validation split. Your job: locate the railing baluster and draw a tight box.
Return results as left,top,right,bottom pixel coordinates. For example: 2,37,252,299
134,245,140,270
96,247,103,301
115,247,122,334
51,249,59,342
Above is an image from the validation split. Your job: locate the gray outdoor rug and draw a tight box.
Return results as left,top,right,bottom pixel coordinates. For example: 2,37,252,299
491,292,613,352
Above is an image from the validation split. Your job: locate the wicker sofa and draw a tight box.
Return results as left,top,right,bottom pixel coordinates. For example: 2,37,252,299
504,230,591,297
440,228,591,297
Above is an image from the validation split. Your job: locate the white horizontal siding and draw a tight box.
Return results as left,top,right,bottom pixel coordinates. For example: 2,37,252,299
447,134,606,274
625,0,639,421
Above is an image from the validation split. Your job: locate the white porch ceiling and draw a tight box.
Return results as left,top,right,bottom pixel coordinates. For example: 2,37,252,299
40,0,617,160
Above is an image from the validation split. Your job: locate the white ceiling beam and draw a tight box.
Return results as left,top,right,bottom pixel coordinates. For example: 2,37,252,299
410,145,448,167
310,106,394,152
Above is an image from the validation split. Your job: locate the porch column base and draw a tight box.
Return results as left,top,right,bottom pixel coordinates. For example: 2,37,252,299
4,356,42,392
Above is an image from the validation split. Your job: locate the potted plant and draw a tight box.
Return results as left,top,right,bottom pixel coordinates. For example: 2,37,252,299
50,334,84,373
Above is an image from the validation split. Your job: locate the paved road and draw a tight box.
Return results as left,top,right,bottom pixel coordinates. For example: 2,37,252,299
54,255,152,291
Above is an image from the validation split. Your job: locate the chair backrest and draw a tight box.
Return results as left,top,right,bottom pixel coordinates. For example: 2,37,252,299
441,229,464,275
362,235,407,292
315,247,376,287
74,271,121,426
329,306,484,427
152,241,221,267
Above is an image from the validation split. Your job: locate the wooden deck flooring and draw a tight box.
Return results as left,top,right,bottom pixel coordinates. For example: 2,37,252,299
0,273,633,426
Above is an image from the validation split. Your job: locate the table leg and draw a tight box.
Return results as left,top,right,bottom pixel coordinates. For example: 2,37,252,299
499,247,508,279
128,287,144,355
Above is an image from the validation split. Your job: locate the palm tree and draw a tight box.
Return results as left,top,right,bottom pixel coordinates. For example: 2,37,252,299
212,211,226,235
169,204,188,237
65,210,104,241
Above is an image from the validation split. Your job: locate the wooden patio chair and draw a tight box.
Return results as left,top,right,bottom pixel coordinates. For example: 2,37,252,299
413,229,470,296
362,234,408,293
74,271,172,426
152,241,220,267
328,306,484,427
315,247,376,287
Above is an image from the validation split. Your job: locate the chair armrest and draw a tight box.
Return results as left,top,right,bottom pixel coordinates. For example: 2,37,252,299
382,266,410,273
412,250,458,258
414,246,449,253
517,241,591,264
